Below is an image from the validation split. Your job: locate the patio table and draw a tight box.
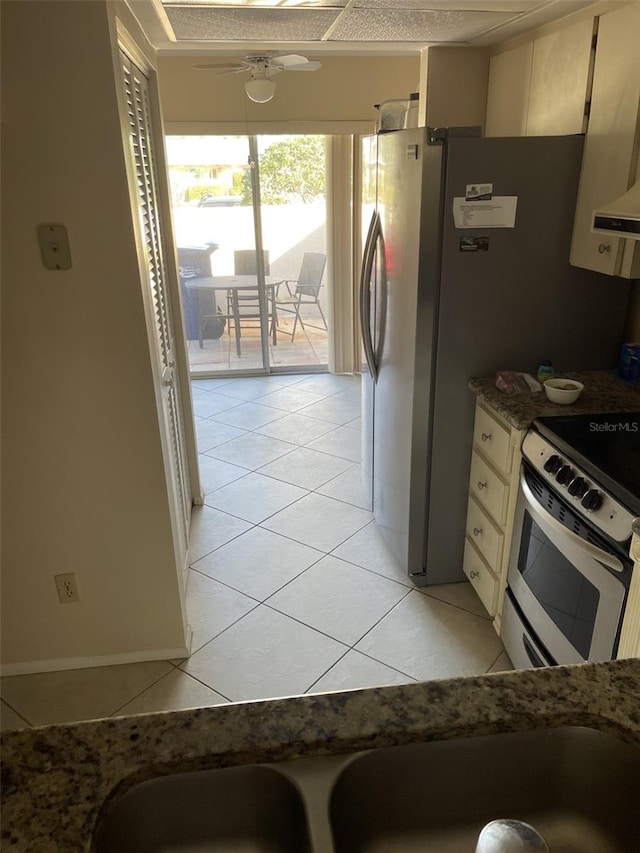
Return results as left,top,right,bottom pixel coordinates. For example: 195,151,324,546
184,275,283,355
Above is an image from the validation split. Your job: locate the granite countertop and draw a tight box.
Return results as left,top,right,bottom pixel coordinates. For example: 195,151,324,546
469,370,640,431
2,658,640,852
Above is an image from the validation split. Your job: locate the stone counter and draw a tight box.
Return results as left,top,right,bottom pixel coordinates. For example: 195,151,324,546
469,370,639,431
2,658,640,852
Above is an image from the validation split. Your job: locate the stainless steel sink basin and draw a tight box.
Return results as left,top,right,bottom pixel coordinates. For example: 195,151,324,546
93,764,311,852
92,726,640,853
329,727,640,852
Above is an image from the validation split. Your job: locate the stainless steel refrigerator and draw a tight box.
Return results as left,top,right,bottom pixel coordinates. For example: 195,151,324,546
360,127,630,586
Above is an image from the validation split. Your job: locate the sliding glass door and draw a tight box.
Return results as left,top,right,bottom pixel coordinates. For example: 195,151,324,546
257,135,328,369
166,134,328,376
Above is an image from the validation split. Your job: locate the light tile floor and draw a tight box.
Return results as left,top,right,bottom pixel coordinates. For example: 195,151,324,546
0,372,512,730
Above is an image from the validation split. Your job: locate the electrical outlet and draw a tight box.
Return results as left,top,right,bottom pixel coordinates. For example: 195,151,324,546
54,573,80,603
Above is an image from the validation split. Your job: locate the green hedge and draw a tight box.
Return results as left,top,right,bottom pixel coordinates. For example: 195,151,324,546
185,185,231,202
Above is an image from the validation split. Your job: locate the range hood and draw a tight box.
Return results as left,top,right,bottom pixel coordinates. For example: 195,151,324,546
592,180,640,240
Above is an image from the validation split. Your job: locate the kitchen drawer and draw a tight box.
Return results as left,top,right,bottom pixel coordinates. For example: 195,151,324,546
469,451,509,525
465,496,504,571
463,537,498,616
473,406,512,474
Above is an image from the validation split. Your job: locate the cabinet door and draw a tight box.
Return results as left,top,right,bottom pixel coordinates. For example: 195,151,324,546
525,18,594,136
570,2,640,276
485,43,532,137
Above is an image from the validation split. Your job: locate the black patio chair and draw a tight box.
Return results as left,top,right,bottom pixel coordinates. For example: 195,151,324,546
271,252,327,342
225,250,271,353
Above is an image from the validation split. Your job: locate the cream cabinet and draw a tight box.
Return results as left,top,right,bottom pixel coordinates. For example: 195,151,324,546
525,17,594,136
617,530,640,659
485,16,593,139
462,401,525,630
485,43,532,137
570,1,640,278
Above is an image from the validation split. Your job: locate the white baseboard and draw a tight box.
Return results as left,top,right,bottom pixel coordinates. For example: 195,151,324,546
1,636,193,677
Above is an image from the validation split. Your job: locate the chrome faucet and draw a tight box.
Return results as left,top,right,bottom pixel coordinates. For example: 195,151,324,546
474,819,549,852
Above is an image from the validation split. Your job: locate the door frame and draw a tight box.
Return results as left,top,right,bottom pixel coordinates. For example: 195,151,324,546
164,125,361,377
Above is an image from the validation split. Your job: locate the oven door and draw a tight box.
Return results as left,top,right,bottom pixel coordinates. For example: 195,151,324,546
507,464,628,664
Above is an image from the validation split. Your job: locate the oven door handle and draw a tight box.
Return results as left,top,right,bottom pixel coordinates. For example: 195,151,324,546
519,471,624,573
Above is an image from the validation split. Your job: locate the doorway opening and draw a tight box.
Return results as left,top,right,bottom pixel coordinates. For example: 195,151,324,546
166,134,329,376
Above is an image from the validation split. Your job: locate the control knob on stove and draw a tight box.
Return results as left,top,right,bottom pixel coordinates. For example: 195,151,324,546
581,489,603,511
544,454,562,473
556,465,574,486
567,477,588,498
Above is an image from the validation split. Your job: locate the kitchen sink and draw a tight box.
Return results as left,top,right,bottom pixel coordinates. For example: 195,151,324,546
329,727,640,852
92,764,312,852
92,727,640,853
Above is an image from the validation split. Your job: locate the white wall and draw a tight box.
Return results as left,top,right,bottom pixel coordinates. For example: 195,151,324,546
158,54,420,128
1,0,189,671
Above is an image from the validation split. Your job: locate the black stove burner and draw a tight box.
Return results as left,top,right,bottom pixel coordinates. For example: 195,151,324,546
533,412,640,516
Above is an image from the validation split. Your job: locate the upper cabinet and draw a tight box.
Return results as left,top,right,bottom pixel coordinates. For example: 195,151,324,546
419,46,489,131
569,2,640,278
485,2,640,280
485,17,593,138
525,18,594,136
485,43,532,136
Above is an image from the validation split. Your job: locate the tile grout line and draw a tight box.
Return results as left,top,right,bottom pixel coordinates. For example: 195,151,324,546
177,599,263,662
1,698,34,729
108,666,180,719
192,549,327,605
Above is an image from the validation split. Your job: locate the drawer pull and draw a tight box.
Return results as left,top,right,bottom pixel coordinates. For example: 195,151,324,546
473,527,483,537
477,480,487,491
598,243,611,254
470,570,480,579
481,432,492,442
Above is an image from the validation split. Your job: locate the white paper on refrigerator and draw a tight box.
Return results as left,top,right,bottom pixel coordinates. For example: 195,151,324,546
453,196,518,228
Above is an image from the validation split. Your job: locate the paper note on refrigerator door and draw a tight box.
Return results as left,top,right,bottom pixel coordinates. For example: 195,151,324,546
453,196,518,228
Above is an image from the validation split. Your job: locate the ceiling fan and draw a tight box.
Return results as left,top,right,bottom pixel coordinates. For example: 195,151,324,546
194,54,322,103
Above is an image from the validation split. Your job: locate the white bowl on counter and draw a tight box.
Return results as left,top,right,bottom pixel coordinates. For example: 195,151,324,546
544,378,584,404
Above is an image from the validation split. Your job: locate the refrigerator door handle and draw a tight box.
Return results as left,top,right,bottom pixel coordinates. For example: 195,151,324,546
360,210,380,383
374,226,388,373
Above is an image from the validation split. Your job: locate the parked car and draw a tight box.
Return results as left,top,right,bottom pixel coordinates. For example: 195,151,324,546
198,194,244,207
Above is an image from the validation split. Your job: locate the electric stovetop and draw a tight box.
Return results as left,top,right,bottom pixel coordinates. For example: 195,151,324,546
534,412,640,516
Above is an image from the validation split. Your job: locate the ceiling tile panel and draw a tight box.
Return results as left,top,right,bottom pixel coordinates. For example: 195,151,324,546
164,6,340,40
328,8,515,41
352,0,536,9
164,0,347,6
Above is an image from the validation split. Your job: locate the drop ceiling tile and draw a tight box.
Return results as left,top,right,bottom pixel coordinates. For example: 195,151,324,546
353,0,537,9
328,8,516,41
165,6,340,40
166,0,346,6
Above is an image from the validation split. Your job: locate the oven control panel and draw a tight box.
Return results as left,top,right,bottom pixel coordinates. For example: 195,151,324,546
522,431,634,543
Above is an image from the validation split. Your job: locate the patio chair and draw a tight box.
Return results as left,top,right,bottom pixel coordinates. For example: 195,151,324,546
226,249,271,354
271,252,327,343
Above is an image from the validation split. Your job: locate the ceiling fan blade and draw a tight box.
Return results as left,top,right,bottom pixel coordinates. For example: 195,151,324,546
271,53,309,67
281,61,322,72
193,61,250,75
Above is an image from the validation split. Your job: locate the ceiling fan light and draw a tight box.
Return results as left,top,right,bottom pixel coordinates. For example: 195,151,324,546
244,77,276,103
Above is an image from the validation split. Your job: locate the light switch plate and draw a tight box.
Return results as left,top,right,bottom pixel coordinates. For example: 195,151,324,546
37,223,72,270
